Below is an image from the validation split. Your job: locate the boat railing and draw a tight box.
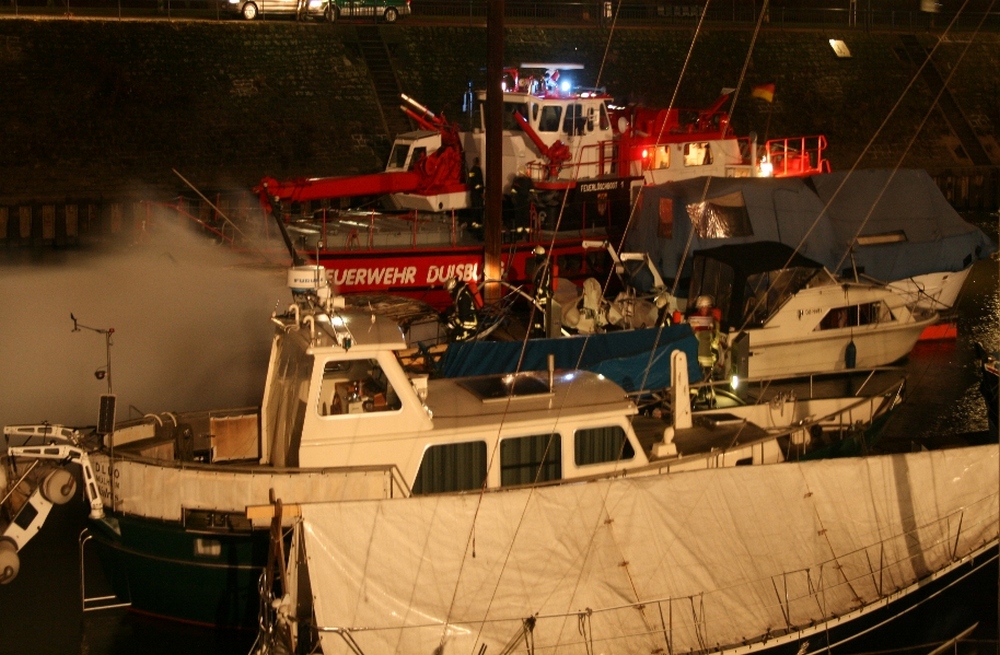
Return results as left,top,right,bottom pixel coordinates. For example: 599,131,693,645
736,366,908,401
763,135,831,177
524,140,619,186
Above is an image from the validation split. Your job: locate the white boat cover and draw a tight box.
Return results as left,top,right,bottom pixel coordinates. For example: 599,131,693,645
92,454,404,522
300,445,999,655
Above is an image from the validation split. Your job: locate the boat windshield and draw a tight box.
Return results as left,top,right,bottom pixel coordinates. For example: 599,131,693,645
742,267,819,327
262,334,314,467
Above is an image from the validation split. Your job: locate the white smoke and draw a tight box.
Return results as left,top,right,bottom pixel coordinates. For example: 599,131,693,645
0,218,289,432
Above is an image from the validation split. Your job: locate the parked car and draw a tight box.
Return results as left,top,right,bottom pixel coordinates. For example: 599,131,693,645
324,0,411,22
226,0,326,20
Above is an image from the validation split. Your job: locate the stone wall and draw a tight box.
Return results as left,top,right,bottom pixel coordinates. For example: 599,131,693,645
0,17,997,207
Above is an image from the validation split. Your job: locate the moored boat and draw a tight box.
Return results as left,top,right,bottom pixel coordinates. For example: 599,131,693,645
253,68,828,309
272,444,999,655
1,259,906,628
625,170,995,315
679,241,938,381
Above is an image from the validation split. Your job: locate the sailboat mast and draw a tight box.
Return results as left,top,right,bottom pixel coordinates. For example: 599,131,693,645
483,0,504,303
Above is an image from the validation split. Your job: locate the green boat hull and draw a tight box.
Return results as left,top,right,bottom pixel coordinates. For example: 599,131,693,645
88,514,269,628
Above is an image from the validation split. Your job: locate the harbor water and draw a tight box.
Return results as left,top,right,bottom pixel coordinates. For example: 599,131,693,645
0,213,998,654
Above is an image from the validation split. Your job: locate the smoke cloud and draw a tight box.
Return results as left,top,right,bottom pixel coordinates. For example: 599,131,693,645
0,218,289,432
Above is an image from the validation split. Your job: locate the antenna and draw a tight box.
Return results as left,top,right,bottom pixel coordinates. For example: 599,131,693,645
70,314,117,440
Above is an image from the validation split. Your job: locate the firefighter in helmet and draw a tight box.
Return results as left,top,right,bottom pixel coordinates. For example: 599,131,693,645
530,245,554,338
443,276,479,341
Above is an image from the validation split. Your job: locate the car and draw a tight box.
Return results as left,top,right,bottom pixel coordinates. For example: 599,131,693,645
324,0,411,23
226,0,326,21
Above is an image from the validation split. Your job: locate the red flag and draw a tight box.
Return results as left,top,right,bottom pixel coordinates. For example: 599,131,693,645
751,83,775,102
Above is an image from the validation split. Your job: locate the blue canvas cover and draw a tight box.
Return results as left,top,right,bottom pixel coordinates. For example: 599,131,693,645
625,170,995,292
439,324,702,393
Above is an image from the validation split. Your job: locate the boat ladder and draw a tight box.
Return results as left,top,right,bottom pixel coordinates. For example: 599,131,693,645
79,529,131,613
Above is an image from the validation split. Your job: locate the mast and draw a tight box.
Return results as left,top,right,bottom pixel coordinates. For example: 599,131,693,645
483,0,504,303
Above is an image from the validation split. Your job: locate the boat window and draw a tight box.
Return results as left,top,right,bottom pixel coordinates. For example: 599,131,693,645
575,425,635,466
538,105,562,132
816,302,893,331
687,192,752,239
648,145,670,170
683,142,713,167
388,143,411,169
503,101,529,131
459,374,552,401
412,441,487,495
193,538,222,558
317,358,402,417
531,102,539,122
743,268,816,327
599,103,611,131
563,103,587,136
407,147,427,171
500,433,561,486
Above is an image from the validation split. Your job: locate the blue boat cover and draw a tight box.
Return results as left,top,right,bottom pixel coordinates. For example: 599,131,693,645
439,324,702,393
626,169,996,291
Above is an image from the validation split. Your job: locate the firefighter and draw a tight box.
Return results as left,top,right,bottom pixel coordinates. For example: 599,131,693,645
443,276,479,341
467,157,484,219
687,295,723,376
530,246,554,338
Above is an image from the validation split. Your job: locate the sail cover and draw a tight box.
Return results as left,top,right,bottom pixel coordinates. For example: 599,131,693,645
439,324,702,391
300,445,999,655
626,170,995,292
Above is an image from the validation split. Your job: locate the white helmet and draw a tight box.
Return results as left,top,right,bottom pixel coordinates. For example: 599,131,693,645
533,245,545,257
695,295,714,309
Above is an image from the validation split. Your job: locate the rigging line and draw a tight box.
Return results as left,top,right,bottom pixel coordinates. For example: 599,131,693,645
598,1,716,397
446,6,720,641
726,2,977,343
649,0,769,321
832,0,993,275
785,0,975,279
609,0,712,284
614,3,719,394
592,0,621,88
724,0,770,135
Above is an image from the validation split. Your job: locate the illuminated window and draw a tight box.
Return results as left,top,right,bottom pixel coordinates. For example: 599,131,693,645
318,359,402,417
684,142,713,166
829,39,851,58
651,145,670,170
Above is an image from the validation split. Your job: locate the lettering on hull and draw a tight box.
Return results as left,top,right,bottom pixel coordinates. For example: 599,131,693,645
325,256,481,292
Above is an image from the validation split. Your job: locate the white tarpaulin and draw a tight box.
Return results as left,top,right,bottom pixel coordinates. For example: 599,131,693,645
300,445,998,655
91,454,401,521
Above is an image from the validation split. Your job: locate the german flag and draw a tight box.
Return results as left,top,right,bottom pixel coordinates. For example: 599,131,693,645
751,83,775,102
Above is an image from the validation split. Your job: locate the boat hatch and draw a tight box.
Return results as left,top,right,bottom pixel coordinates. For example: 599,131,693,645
459,374,553,402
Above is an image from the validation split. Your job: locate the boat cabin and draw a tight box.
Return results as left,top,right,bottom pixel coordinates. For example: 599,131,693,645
259,293,652,491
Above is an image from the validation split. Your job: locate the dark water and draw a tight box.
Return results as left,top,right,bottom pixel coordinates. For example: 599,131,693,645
1,213,999,654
